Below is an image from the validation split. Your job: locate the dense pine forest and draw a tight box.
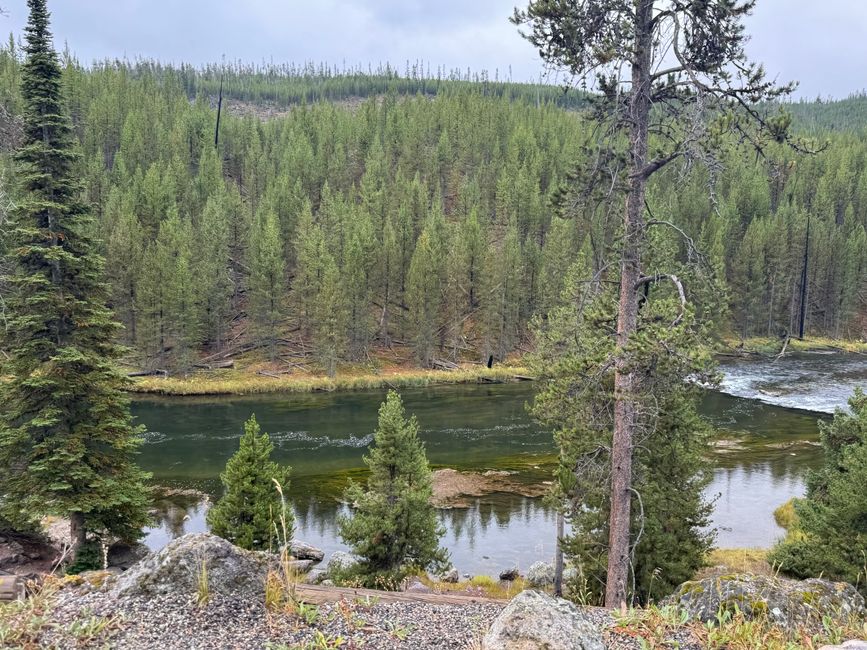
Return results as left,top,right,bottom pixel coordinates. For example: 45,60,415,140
0,45,865,374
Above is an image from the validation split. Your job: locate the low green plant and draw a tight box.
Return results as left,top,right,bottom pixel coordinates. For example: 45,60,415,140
65,539,103,574
266,630,346,649
769,390,867,594
66,611,124,645
196,557,209,606
383,619,413,640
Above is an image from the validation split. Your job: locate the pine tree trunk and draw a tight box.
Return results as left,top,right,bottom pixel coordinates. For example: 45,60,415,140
70,512,87,561
605,0,653,610
553,509,564,597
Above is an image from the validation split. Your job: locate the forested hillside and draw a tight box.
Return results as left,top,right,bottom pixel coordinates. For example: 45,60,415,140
0,46,865,373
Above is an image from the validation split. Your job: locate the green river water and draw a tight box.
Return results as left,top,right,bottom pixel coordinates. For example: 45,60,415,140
135,352,866,575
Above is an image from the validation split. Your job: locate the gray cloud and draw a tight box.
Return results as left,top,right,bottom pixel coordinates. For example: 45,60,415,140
1,0,863,97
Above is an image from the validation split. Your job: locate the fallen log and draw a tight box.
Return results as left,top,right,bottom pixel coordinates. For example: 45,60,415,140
0,575,25,602
294,583,504,606
192,360,234,370
127,369,168,378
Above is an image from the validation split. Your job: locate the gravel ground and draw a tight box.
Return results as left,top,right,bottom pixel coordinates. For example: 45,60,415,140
44,588,503,649
38,586,704,649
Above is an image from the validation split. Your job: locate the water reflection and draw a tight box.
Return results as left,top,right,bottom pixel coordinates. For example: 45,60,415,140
135,354,867,569
147,492,558,575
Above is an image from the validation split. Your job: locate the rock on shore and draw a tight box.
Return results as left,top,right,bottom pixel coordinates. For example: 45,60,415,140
112,532,312,598
482,589,604,650
664,573,866,630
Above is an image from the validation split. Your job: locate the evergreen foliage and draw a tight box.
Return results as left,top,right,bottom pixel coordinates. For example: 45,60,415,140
0,0,150,553
338,391,447,587
0,43,864,375
768,390,867,594
207,414,293,550
530,240,717,605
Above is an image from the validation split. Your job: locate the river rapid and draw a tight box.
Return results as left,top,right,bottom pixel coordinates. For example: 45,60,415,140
134,352,867,575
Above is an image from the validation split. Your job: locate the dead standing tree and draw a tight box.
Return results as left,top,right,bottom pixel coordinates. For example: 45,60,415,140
513,0,804,608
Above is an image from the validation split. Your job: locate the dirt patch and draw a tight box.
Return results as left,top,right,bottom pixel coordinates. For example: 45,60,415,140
0,531,59,577
431,469,548,508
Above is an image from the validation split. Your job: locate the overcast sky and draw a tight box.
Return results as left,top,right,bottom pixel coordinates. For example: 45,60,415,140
1,1,865,100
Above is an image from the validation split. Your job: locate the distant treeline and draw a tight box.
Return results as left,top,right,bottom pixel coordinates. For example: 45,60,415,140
0,45,864,372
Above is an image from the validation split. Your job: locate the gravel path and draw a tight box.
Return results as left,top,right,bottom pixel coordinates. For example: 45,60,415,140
37,585,703,649
44,588,503,649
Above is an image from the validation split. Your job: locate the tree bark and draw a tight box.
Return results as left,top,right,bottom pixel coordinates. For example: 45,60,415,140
69,511,87,561
605,0,654,610
553,509,564,597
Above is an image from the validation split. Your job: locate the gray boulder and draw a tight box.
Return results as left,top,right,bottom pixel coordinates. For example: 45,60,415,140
403,577,433,594
326,551,359,576
818,642,867,650
286,540,325,563
526,561,555,588
112,533,278,598
438,567,460,583
499,566,520,581
107,542,150,570
664,574,865,630
482,589,604,650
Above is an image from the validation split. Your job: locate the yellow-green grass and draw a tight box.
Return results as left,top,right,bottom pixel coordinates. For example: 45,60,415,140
699,548,773,578
418,574,527,600
773,498,800,531
128,365,531,396
720,335,867,355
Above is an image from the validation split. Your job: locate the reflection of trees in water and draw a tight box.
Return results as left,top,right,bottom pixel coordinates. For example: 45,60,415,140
151,496,209,539
291,495,345,539
713,450,820,483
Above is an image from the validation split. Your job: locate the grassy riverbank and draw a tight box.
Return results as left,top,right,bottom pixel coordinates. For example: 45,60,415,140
120,333,866,396
128,363,532,396
720,335,867,356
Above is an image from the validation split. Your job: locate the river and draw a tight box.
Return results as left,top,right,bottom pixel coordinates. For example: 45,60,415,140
134,352,867,575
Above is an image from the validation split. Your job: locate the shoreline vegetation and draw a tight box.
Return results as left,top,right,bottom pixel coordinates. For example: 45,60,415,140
122,335,866,396
127,362,533,396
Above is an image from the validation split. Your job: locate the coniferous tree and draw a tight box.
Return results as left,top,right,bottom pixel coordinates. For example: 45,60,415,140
0,0,149,557
769,390,867,594
338,391,447,586
313,253,348,377
530,244,715,604
406,230,441,366
196,193,233,349
249,207,286,360
105,193,144,344
207,414,293,550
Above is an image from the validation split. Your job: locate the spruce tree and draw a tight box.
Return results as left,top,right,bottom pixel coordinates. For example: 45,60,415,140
406,230,442,366
207,415,293,551
0,0,150,556
248,207,286,360
769,390,867,594
313,253,348,377
338,391,447,587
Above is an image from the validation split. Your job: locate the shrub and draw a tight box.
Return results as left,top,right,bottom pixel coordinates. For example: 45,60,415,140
338,391,448,587
207,415,292,550
769,389,867,594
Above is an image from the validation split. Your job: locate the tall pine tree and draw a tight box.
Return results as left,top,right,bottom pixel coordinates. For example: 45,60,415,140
0,0,150,557
338,391,447,587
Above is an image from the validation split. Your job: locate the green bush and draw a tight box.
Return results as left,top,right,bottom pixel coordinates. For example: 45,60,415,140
338,391,448,587
769,389,867,594
207,415,292,550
